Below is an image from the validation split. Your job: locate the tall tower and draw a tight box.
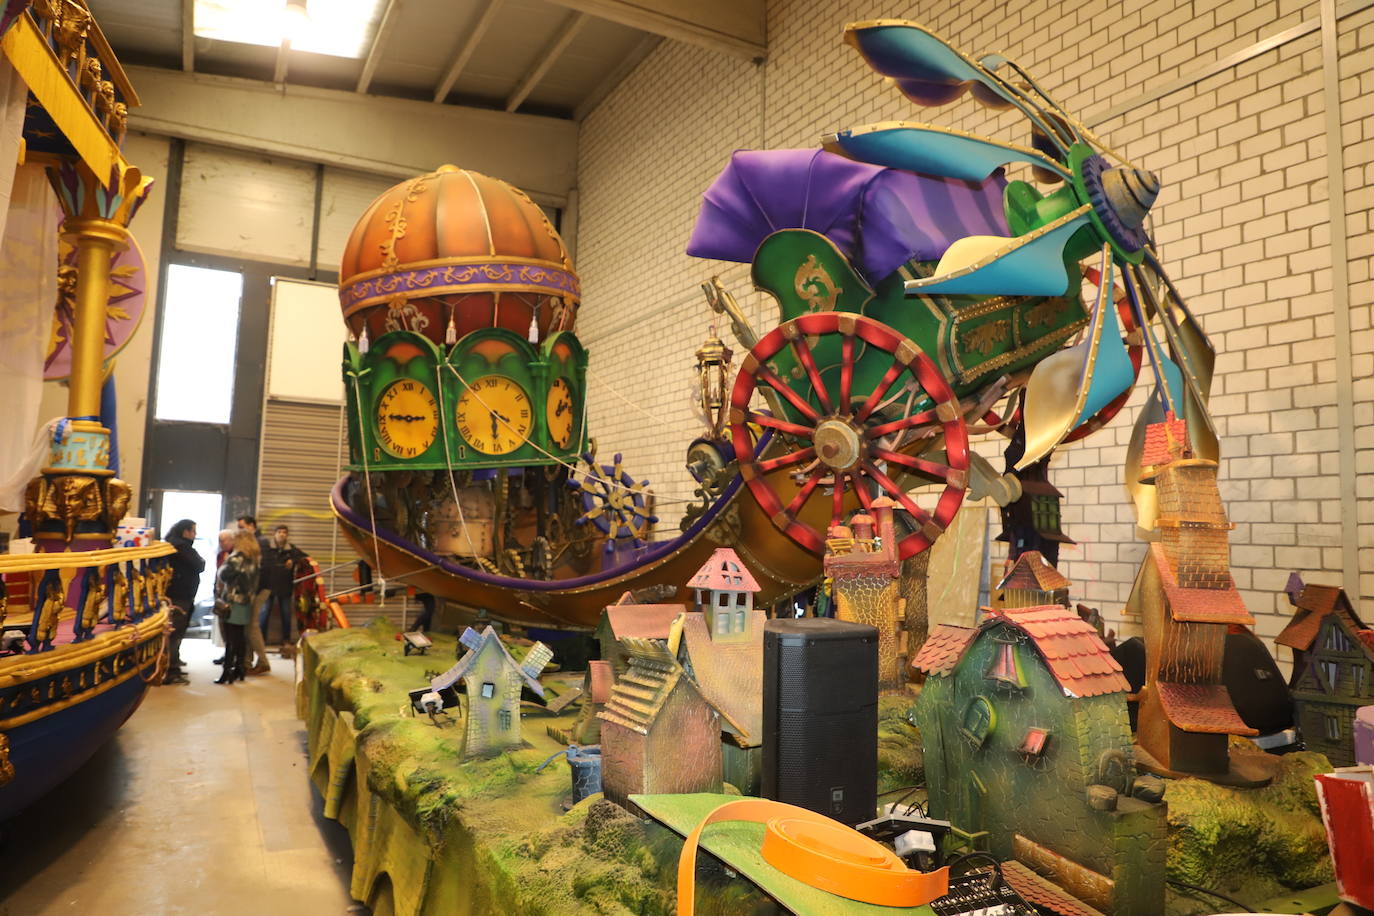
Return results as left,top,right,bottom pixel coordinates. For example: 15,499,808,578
825,497,905,692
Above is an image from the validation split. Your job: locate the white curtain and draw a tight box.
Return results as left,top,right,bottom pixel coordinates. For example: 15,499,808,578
0,59,60,512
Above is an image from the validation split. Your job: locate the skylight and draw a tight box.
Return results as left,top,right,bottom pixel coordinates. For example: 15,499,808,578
193,0,386,59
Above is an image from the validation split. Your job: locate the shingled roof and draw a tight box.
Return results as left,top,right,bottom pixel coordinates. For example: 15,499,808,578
1149,543,1253,626
997,550,1070,592
688,548,760,593
1155,681,1257,735
1001,862,1106,916
1276,583,1357,651
1000,606,1130,698
1140,414,1190,468
597,603,686,640
911,624,978,676
679,611,762,743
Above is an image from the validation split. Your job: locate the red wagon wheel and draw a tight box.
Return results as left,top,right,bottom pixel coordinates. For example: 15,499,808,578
729,312,968,560
978,266,1144,442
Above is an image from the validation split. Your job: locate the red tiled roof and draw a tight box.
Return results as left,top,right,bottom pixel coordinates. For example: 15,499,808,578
1000,862,1106,916
1141,414,1189,467
1275,582,1349,651
599,603,685,639
687,548,761,593
1155,681,1257,735
1149,543,1253,626
997,550,1070,592
587,660,612,704
1001,606,1130,697
910,624,977,676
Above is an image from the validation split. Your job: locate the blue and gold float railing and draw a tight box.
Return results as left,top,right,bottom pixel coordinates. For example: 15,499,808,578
0,541,174,654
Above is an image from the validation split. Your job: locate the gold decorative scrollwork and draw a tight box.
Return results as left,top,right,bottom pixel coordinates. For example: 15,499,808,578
0,733,13,787
794,254,842,312
962,319,1012,358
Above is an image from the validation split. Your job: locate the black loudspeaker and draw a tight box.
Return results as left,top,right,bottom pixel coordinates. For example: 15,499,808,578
763,618,878,826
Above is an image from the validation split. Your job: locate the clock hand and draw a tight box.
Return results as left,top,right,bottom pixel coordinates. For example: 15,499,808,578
387,413,426,422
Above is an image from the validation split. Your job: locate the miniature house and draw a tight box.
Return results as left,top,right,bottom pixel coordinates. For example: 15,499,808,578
678,547,764,791
994,549,1071,611
430,626,551,757
1278,582,1374,766
597,638,730,807
912,607,1165,916
1127,417,1259,780
824,498,907,692
594,593,685,678
571,659,613,746
998,455,1074,566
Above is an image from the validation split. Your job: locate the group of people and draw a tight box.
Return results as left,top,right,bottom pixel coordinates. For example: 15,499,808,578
161,514,304,685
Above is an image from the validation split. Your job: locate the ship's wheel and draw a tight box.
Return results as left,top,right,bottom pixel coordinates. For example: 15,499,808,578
567,451,657,546
729,312,968,559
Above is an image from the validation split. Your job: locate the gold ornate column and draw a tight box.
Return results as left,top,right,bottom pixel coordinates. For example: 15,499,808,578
25,160,151,552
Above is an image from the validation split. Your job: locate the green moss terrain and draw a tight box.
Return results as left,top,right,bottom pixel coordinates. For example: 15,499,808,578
1163,746,1334,916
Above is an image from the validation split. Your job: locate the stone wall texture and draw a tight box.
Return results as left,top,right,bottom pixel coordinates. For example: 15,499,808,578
574,0,1374,658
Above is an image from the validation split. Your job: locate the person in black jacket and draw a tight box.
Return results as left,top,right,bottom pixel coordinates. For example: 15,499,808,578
259,524,304,647
163,518,205,685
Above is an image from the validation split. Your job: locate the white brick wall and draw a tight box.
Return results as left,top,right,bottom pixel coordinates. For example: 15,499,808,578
575,0,1372,650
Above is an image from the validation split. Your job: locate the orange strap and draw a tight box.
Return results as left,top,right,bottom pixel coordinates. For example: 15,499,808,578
677,799,949,913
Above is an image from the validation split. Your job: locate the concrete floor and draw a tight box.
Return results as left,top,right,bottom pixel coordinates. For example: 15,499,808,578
0,639,361,916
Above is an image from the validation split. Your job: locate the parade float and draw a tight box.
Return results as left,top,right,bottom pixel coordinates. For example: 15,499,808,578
0,1,168,821
302,17,1354,916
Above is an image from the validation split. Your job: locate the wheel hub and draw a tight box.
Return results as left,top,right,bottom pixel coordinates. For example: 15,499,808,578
813,418,864,471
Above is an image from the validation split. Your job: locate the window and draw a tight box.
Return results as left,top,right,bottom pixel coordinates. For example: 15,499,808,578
734,609,745,632
1019,727,1049,759
1324,626,1352,652
1324,715,1341,741
717,591,730,608
961,696,996,748
154,264,243,424
1320,661,1340,692
1353,665,1366,696
194,0,388,59
985,639,1024,688
480,682,495,699
715,611,728,635
497,708,512,731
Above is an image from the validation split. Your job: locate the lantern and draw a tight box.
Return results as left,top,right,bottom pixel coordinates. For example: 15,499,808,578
694,325,733,439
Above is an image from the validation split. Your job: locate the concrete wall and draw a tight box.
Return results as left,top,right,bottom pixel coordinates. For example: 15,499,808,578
573,0,1374,657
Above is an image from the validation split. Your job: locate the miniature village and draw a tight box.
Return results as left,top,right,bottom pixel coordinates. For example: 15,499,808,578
303,17,1374,916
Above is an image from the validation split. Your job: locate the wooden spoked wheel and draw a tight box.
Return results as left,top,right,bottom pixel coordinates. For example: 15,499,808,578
729,312,969,559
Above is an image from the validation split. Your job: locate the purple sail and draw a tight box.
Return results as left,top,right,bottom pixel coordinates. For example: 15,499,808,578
686,148,1009,285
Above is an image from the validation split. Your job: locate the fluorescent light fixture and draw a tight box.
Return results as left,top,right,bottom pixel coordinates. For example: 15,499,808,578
194,0,386,59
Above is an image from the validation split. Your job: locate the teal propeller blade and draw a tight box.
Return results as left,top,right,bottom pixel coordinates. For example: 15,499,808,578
824,122,1071,183
904,205,1091,297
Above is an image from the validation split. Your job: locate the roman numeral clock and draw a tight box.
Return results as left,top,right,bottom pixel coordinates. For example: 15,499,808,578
343,328,587,472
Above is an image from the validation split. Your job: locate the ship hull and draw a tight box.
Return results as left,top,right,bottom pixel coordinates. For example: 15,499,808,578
0,611,167,821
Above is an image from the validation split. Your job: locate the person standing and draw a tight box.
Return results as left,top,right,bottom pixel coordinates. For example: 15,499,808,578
259,524,302,646
236,514,272,675
162,519,205,685
215,528,259,685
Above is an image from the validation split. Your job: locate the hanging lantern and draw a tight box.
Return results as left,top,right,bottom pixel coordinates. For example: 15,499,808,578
694,325,733,439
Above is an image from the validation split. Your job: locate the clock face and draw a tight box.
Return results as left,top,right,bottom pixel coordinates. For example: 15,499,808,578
457,376,532,455
375,379,439,459
546,377,575,449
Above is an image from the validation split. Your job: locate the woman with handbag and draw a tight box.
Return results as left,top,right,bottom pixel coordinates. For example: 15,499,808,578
215,528,260,685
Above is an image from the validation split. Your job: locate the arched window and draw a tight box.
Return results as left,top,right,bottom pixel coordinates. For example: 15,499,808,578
734,609,745,632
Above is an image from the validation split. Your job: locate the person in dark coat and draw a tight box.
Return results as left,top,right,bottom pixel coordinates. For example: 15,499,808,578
163,519,205,685
258,524,303,646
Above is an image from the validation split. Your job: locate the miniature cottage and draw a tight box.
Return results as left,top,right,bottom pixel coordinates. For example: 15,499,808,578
571,659,613,745
994,549,1071,611
678,547,764,791
1127,417,1258,779
913,607,1165,916
824,498,908,692
1278,583,1374,766
594,593,685,678
598,638,732,807
430,626,551,757
998,455,1074,566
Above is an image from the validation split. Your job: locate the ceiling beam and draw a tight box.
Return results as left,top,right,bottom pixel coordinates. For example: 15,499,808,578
181,0,194,71
356,0,402,93
573,33,659,120
505,11,587,113
273,39,290,83
433,0,503,104
543,0,764,60
124,65,578,204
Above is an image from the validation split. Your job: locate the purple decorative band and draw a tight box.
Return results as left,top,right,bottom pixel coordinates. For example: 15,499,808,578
342,262,581,312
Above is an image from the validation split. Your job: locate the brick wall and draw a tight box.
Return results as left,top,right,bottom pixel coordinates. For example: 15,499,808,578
575,0,1372,658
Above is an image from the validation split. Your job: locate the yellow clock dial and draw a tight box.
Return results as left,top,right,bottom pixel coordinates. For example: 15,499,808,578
375,379,439,459
457,376,532,456
546,377,575,449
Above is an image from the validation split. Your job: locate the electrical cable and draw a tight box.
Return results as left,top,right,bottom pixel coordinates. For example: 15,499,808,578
1166,879,1252,913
